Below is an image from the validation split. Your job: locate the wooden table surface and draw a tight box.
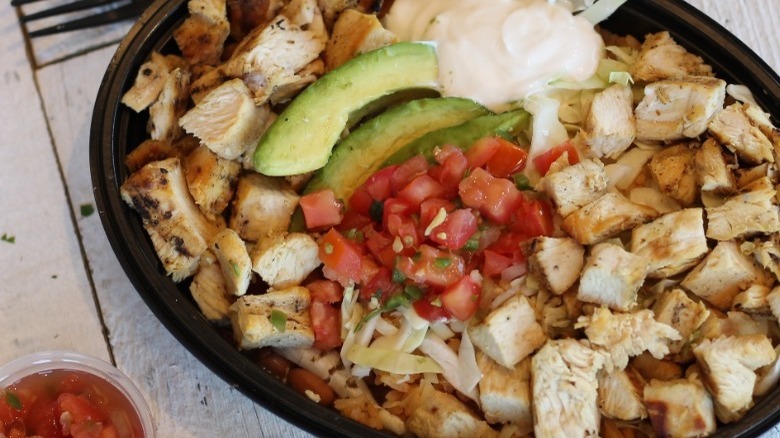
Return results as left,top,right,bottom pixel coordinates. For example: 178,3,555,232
0,1,778,437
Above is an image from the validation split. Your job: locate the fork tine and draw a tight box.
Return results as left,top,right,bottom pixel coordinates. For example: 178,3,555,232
27,1,143,37
20,0,116,22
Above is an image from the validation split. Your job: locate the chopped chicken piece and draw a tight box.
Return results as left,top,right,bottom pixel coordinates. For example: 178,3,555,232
630,208,708,278
644,376,716,437
738,163,780,188
325,9,398,71
251,233,321,288
631,352,683,382
121,52,184,112
630,31,713,82
120,158,221,281
628,186,682,215
681,240,773,309
149,67,191,142
189,249,233,321
527,237,585,295
405,388,498,438
174,0,230,65
733,284,772,316
700,311,771,340
229,173,299,242
578,242,648,311
125,139,179,173
706,176,780,240
583,84,636,159
477,354,532,434
542,158,608,217
317,0,360,27
469,295,546,368
211,228,252,296
652,288,709,354
695,137,737,195
649,143,698,206
227,0,284,41
635,76,726,141
189,66,230,104
230,286,314,349
266,58,325,105
285,171,315,192
709,103,775,165
693,334,776,423
597,367,646,421
768,286,780,321
531,339,606,438
742,234,780,282
183,145,241,216
180,79,272,160
563,192,659,245
576,308,681,372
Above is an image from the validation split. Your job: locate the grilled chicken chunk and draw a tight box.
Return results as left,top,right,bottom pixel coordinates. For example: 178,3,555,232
649,143,698,206
709,103,775,165
733,284,772,316
630,208,708,278
230,286,314,349
211,228,253,296
576,308,681,372
578,242,647,311
631,352,683,382
563,192,659,245
229,173,299,242
630,31,713,82
652,288,710,354
681,240,773,310
743,234,780,282
635,76,726,141
527,237,585,295
700,311,772,340
693,334,776,423
183,145,241,216
644,376,716,437
405,388,498,438
189,249,234,321
477,354,532,434
542,158,608,217
180,79,272,160
251,232,321,288
120,158,221,281
706,176,780,241
149,67,192,142
325,9,398,71
583,84,636,159
597,367,646,421
469,295,546,368
695,137,737,195
173,0,230,65
531,339,605,438
122,52,186,112
227,0,284,41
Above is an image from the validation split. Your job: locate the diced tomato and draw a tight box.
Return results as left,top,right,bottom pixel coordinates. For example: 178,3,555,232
413,295,451,322
363,165,398,201
348,186,373,217
440,276,481,321
57,393,103,424
299,189,344,230
532,140,580,176
510,196,555,238
465,136,501,168
432,145,469,193
485,138,528,178
419,198,456,232
428,209,477,250
23,398,58,438
382,198,415,228
319,229,364,283
397,174,445,206
361,266,401,301
397,245,465,288
392,155,429,192
386,214,420,249
487,231,528,261
307,280,344,304
310,301,342,350
482,249,513,277
71,419,105,438
458,167,522,224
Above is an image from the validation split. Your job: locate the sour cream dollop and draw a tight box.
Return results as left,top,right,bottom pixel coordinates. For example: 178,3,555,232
384,0,604,111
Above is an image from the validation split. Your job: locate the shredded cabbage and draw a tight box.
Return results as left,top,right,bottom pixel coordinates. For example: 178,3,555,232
578,0,629,25
457,330,483,393
524,93,570,180
370,318,428,353
418,332,480,401
726,84,758,105
346,345,443,374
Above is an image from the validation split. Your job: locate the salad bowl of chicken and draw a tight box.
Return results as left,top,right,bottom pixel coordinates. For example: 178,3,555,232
91,0,780,436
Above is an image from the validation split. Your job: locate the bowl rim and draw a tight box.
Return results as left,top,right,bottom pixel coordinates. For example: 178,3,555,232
0,350,155,437
90,0,780,437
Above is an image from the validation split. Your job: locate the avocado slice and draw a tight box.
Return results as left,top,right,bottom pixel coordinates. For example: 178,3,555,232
305,97,489,201
383,109,531,166
253,42,440,176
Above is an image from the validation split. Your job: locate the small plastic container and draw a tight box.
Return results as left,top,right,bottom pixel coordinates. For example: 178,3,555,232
0,350,154,437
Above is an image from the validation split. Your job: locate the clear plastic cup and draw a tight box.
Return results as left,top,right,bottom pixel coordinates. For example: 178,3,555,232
0,350,154,437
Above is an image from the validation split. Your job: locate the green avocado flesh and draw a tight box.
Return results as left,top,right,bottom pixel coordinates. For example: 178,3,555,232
253,42,440,176
383,109,531,166
305,97,489,201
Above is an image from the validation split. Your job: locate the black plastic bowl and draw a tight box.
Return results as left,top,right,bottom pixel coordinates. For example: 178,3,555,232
90,1,780,436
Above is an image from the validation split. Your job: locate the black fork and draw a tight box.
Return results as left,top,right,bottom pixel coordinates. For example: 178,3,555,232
12,0,154,37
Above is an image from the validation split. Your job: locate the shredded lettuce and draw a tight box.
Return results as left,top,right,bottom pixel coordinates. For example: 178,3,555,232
524,93,570,180
346,345,443,374
418,332,480,401
578,0,629,25
457,330,482,393
608,71,633,86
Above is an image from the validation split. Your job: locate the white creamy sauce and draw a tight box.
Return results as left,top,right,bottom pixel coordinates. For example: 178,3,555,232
384,0,604,111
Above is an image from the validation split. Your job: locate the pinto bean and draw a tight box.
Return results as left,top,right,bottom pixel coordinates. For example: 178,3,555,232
286,368,335,407
255,349,293,380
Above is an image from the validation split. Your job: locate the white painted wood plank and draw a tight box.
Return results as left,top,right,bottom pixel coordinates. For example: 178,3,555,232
0,0,108,364
36,45,312,438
